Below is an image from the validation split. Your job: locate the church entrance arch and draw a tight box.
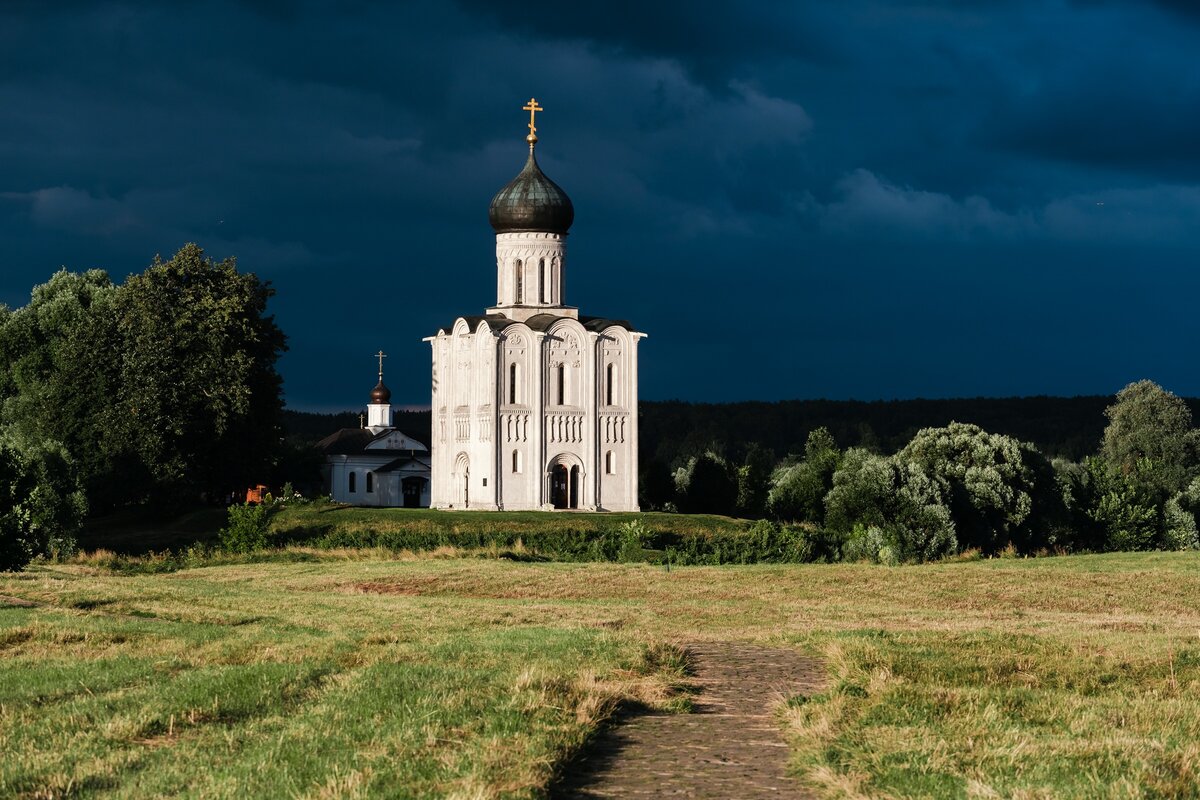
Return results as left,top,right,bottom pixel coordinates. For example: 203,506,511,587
453,453,470,508
546,454,584,509
402,476,427,508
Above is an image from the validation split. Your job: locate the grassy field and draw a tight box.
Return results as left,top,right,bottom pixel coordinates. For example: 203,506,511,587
3,550,1200,798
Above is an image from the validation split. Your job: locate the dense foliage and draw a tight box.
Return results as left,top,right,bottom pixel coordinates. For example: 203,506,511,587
0,428,86,570
0,245,286,515
651,382,1200,563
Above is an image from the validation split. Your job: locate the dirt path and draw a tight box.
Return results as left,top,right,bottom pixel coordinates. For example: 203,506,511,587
554,641,824,799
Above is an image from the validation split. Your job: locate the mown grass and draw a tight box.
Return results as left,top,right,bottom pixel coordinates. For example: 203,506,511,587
3,552,1200,797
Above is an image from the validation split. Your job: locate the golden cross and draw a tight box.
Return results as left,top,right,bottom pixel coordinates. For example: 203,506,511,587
375,350,387,379
358,412,365,429
523,97,543,142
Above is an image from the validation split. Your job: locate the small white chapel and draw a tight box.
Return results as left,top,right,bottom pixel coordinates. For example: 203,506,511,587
425,99,645,511
317,354,432,507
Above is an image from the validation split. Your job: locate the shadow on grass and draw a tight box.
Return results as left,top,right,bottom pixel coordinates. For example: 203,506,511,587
548,700,667,800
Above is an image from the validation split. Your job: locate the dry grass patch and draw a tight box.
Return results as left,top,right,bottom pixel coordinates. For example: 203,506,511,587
3,552,1200,797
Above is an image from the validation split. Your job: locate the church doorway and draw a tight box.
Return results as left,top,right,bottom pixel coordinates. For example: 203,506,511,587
402,476,426,508
549,461,581,509
551,464,569,509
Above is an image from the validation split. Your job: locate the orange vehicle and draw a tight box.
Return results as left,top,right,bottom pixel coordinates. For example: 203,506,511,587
244,484,269,504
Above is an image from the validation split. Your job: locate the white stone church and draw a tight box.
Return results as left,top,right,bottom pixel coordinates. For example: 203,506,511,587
425,101,645,511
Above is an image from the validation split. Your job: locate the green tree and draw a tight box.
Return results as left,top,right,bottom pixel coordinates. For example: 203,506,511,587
0,245,287,510
1165,476,1200,550
1101,380,1197,497
897,422,1059,554
674,451,737,516
824,448,957,563
111,244,287,503
0,270,127,507
736,443,775,517
767,427,841,523
639,458,676,511
1084,457,1162,552
0,428,86,571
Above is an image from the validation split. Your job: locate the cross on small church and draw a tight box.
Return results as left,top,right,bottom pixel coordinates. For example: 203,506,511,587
523,97,543,144
375,350,387,379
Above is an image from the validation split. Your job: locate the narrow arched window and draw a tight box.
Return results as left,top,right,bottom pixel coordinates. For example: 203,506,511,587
606,451,614,474
366,472,374,493
539,258,546,303
557,363,565,405
512,450,521,473
606,363,614,406
348,472,357,493
514,260,523,304
509,362,518,404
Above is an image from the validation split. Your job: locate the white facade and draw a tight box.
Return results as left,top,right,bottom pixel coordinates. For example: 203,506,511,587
425,141,645,511
319,404,432,508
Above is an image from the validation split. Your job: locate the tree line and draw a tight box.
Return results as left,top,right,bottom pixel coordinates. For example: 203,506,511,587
652,380,1200,562
1,245,286,570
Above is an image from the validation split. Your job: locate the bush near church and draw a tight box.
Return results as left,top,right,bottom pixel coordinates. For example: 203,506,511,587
0,428,86,571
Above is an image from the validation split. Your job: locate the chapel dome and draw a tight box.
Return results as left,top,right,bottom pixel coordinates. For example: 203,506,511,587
370,380,391,404
488,149,574,235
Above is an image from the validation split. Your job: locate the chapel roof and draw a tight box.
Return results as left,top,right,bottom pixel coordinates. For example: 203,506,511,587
375,455,431,473
316,427,430,455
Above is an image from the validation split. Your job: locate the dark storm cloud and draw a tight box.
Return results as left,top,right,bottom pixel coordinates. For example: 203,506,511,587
982,2,1200,179
453,0,841,84
1,0,1199,407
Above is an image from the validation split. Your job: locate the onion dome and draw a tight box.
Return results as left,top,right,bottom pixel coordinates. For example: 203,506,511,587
488,148,574,235
369,380,391,404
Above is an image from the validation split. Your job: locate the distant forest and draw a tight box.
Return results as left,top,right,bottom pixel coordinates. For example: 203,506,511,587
284,395,1200,467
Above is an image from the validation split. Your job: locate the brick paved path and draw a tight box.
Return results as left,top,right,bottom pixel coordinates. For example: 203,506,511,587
553,642,824,799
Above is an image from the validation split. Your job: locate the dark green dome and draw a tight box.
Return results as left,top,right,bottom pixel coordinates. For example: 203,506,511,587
488,148,574,234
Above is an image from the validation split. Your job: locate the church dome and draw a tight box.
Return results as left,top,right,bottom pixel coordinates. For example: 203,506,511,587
370,380,391,404
488,149,574,235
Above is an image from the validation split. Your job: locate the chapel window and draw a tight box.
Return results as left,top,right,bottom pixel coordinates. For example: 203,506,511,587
539,258,546,303
366,472,374,493
348,472,357,493
557,363,565,405
514,260,523,304
606,363,614,406
512,450,521,473
606,451,615,474
509,363,518,404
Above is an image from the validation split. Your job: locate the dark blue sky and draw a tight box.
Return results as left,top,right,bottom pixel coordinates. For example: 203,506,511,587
2,1,1199,410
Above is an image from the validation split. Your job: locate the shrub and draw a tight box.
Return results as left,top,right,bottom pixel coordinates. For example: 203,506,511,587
897,422,1061,555
842,524,888,563
1163,495,1199,551
1084,457,1165,552
220,502,273,553
617,519,651,563
825,450,957,563
767,428,840,523
0,430,86,571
